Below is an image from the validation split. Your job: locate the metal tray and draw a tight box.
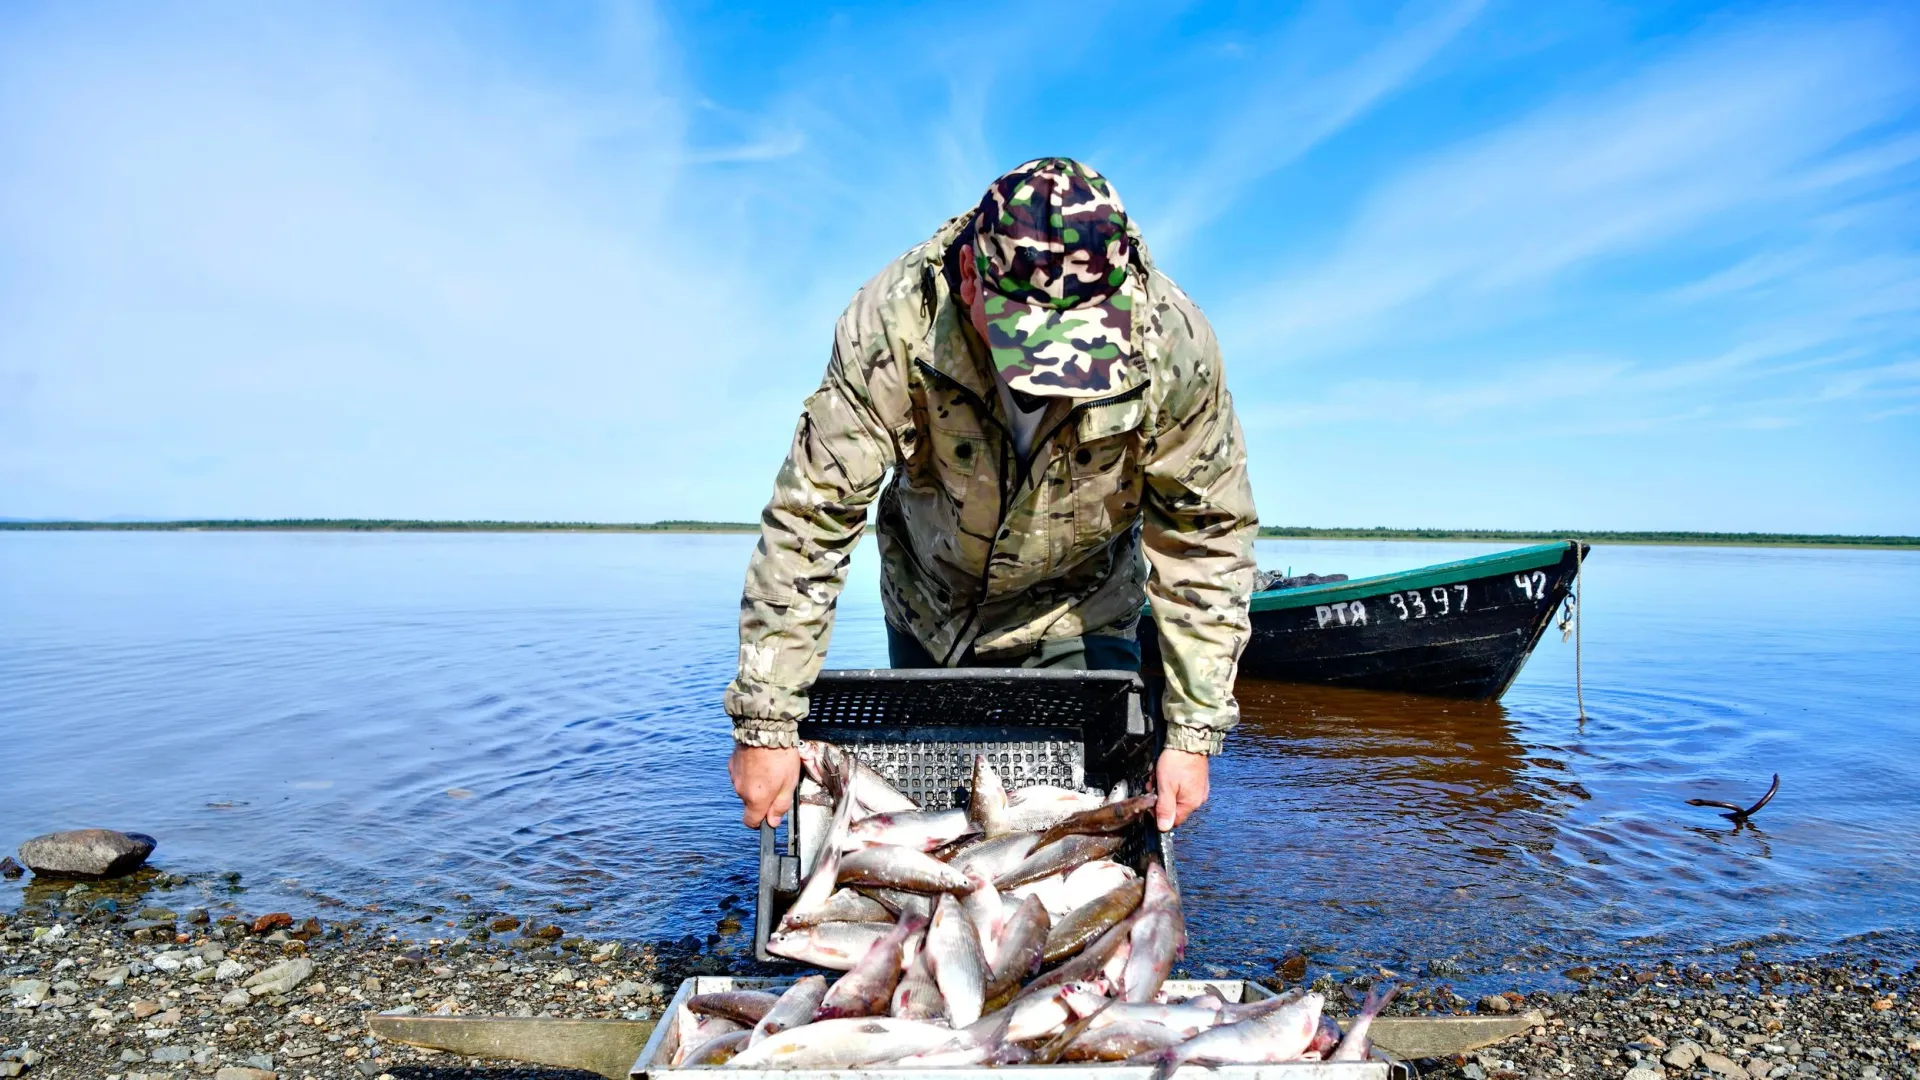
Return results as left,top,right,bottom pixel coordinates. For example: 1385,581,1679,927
634,976,1399,1079
756,668,1169,963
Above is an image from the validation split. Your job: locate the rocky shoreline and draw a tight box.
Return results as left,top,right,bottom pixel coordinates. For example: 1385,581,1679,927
3,888,1916,1079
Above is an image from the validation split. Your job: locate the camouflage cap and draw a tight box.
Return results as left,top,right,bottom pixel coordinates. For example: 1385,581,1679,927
972,158,1135,399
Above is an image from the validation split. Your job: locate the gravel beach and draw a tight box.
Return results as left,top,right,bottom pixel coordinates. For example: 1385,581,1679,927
3,886,1915,1079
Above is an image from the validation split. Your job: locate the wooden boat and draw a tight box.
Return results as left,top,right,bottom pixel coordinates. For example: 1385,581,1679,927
1144,540,1588,701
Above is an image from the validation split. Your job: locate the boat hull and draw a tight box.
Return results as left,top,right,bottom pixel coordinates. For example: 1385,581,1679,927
1144,540,1588,701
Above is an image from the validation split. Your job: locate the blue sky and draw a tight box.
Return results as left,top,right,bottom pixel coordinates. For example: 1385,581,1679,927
2,0,1917,532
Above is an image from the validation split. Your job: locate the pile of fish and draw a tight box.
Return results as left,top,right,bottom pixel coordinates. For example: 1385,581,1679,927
666,741,1394,1072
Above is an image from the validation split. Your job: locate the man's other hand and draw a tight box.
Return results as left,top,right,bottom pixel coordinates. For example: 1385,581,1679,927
1154,748,1210,831
729,745,800,829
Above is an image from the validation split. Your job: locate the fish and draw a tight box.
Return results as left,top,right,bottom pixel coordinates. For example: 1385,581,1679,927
685,990,779,1026
764,921,892,970
845,808,978,853
1029,993,1113,1064
1136,992,1326,1079
1062,1018,1187,1061
1043,877,1146,964
1121,859,1184,1002
893,1010,1015,1067
795,778,834,876
1032,794,1157,849
1330,983,1399,1061
839,844,973,893
671,1015,743,1065
1004,784,1110,831
1009,871,1074,918
984,894,1051,1004
948,831,1041,882
999,981,1087,1042
1061,859,1137,907
967,755,1013,836
814,915,926,1021
1059,987,1228,1039
749,975,828,1045
679,1028,751,1065
778,887,894,929
926,892,988,1027
996,833,1124,889
891,936,945,1021
1308,1014,1343,1059
1027,911,1139,995
726,1016,961,1069
802,742,918,814
777,785,857,932
857,886,934,922
960,871,1005,950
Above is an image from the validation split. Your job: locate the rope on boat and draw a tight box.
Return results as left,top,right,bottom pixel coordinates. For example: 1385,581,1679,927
1559,539,1587,723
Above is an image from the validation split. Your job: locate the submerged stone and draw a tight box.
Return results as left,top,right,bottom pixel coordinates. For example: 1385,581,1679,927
18,829,156,878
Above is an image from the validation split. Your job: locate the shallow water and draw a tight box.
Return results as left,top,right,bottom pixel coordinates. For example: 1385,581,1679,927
3,532,1916,986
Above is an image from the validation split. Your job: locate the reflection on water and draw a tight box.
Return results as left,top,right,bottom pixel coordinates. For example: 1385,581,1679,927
2,533,1917,987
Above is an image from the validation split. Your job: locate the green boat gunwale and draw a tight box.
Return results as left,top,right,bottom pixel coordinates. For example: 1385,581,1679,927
1247,540,1579,614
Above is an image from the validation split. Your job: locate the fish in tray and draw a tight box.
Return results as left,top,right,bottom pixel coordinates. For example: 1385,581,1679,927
715,744,1392,1069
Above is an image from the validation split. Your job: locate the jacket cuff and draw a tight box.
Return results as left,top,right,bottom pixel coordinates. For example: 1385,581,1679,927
731,717,801,749
1163,721,1228,756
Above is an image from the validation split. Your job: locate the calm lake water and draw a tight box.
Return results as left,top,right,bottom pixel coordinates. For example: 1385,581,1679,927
3,532,1917,987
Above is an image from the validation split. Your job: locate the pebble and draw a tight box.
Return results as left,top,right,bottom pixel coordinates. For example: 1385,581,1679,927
1478,993,1513,1014
548,965,577,985
16,828,157,878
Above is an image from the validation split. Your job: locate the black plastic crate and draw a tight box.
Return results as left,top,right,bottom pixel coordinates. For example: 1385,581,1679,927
754,667,1171,964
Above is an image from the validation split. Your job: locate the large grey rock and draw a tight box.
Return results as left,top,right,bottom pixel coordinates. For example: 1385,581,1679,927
242,957,314,997
17,829,156,878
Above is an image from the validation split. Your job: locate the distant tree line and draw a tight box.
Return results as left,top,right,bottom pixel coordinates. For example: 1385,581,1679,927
0,519,761,533
3,520,1915,547
1254,525,1920,547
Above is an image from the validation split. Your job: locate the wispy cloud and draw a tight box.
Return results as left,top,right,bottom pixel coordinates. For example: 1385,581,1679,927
1233,11,1920,355
1152,0,1486,254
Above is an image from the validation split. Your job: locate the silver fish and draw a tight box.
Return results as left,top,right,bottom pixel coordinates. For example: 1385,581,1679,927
750,975,827,1046
1063,1018,1186,1061
685,990,779,1026
1139,992,1326,1078
857,886,933,921
802,742,918,814
839,844,973,893
1000,980,1086,1042
815,915,926,1020
726,1016,960,1069
672,1015,743,1065
1330,984,1399,1061
890,934,945,1021
1061,987,1226,1039
778,785,856,932
926,892,988,1027
1001,783,1108,832
996,833,1124,889
1061,860,1138,912
845,808,977,853
779,887,894,929
986,894,1051,1002
948,831,1040,882
1032,794,1157,849
1121,859,1184,1003
680,1028,751,1065
892,1010,1015,1067
796,778,833,877
960,871,1004,949
764,921,892,970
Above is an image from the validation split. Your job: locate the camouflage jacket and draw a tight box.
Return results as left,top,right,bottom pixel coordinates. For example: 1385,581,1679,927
724,215,1258,755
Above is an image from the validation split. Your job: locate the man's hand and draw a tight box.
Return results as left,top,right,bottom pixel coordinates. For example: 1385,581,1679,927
1154,748,1210,831
729,745,801,829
